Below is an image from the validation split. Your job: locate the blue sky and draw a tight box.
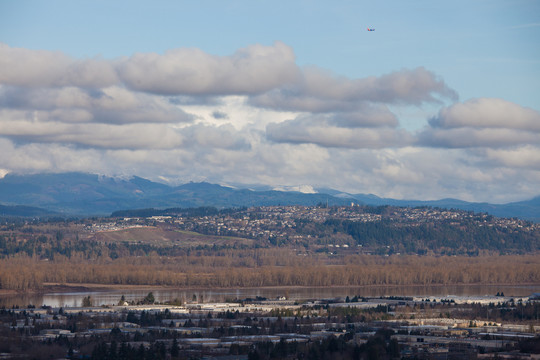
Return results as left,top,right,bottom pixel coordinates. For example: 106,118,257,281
0,0,539,203
3,0,538,106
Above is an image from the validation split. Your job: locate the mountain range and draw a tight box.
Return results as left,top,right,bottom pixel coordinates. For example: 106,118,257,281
0,172,538,222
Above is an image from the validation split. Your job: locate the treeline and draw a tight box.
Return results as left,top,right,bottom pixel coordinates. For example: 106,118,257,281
1,254,539,290
0,234,115,260
450,301,540,323
248,328,399,360
0,233,258,261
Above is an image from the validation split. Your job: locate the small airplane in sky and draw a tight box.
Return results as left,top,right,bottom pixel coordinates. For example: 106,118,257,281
367,27,375,31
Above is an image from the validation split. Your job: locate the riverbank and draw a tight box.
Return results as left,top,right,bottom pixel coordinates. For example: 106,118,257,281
0,283,172,296
2,283,540,308
3,281,540,296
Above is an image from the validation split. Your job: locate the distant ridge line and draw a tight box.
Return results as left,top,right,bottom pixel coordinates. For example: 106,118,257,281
0,172,538,222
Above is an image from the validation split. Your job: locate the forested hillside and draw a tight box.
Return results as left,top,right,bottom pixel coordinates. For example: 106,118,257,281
0,205,539,291
298,217,538,255
112,205,539,255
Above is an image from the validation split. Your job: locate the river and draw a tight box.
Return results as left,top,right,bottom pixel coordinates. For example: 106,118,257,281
1,284,539,308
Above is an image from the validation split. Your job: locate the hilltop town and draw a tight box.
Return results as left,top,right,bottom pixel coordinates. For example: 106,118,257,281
101,205,539,255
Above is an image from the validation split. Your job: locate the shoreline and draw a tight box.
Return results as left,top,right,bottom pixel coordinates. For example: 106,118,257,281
2,282,539,297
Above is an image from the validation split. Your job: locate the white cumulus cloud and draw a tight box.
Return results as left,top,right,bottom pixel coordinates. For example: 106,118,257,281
420,98,540,148
117,42,301,95
0,42,539,203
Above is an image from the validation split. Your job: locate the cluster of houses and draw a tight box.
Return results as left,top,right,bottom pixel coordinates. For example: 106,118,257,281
2,294,539,359
77,205,540,257
84,205,538,244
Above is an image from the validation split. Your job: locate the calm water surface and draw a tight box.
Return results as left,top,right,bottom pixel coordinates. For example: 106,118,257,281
2,284,539,308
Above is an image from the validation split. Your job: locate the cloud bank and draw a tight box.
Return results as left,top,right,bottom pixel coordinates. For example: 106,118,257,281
420,98,540,148
0,42,539,203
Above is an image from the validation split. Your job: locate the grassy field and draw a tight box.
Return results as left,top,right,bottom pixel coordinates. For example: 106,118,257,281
90,226,255,248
